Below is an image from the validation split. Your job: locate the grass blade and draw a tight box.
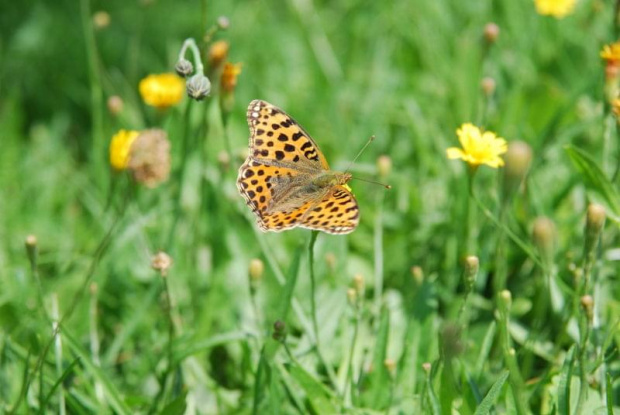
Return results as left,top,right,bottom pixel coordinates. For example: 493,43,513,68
565,145,620,221
473,370,509,415
558,345,576,415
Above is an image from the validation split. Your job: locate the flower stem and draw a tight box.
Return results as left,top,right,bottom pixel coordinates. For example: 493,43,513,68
308,230,321,351
373,187,385,319
79,0,105,185
308,230,339,388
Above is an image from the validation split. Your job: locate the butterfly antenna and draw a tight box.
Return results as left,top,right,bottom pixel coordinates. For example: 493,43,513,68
350,177,392,189
344,135,376,174
344,135,391,189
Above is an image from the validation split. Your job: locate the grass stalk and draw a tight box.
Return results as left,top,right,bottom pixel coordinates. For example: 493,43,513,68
373,187,385,319
51,294,66,415
79,0,105,183
89,284,105,406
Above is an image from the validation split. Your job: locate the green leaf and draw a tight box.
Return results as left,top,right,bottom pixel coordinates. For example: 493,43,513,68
288,364,338,414
158,393,187,415
565,145,620,222
558,345,576,415
605,372,613,415
473,370,509,415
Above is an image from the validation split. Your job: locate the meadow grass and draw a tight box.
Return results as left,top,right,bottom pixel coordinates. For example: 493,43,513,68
1,0,619,413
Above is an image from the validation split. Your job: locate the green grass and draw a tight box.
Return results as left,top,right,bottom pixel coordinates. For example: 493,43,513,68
1,0,620,413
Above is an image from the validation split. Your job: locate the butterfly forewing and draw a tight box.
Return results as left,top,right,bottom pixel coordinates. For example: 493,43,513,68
246,100,330,170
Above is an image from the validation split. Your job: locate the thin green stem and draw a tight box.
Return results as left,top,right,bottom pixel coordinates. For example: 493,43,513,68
79,0,105,184
344,306,360,404
167,99,193,249
373,189,385,318
497,299,529,415
148,274,177,414
307,231,339,389
50,295,66,415
308,231,320,353
465,168,477,256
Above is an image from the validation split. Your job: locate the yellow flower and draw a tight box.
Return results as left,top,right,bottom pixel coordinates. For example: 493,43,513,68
208,40,230,69
220,62,242,93
110,129,140,170
600,42,620,66
612,98,620,117
534,0,576,18
446,123,508,168
139,73,184,109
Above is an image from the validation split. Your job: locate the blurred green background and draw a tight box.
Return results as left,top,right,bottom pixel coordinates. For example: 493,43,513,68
1,0,619,413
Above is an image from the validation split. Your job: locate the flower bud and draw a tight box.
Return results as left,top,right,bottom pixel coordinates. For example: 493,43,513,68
483,23,500,43
107,95,124,116
208,40,229,69
186,74,211,101
481,77,496,97
346,288,357,306
422,362,432,373
584,204,605,259
90,282,98,295
353,274,365,297
25,235,38,270
376,155,392,178
463,255,479,293
384,358,396,377
217,16,230,30
532,217,556,266
249,258,264,291
411,265,424,286
217,150,230,171
500,289,512,310
502,141,532,201
272,320,286,342
580,295,594,322
175,59,194,78
93,11,110,29
220,62,242,93
151,251,173,276
324,252,336,271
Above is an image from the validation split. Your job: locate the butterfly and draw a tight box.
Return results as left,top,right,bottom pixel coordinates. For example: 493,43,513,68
237,100,359,234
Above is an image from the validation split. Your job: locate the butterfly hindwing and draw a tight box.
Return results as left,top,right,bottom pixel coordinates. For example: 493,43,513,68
298,185,359,234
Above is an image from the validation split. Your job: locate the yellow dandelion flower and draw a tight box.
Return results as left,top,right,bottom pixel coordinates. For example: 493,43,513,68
600,42,620,66
139,73,184,109
534,0,576,18
220,62,242,93
110,129,140,170
446,123,508,168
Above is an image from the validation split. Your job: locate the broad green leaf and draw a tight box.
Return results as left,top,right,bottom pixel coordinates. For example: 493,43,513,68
565,145,620,222
473,371,509,415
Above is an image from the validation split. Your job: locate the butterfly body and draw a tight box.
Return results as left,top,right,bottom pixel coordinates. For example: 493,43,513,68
237,100,360,234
